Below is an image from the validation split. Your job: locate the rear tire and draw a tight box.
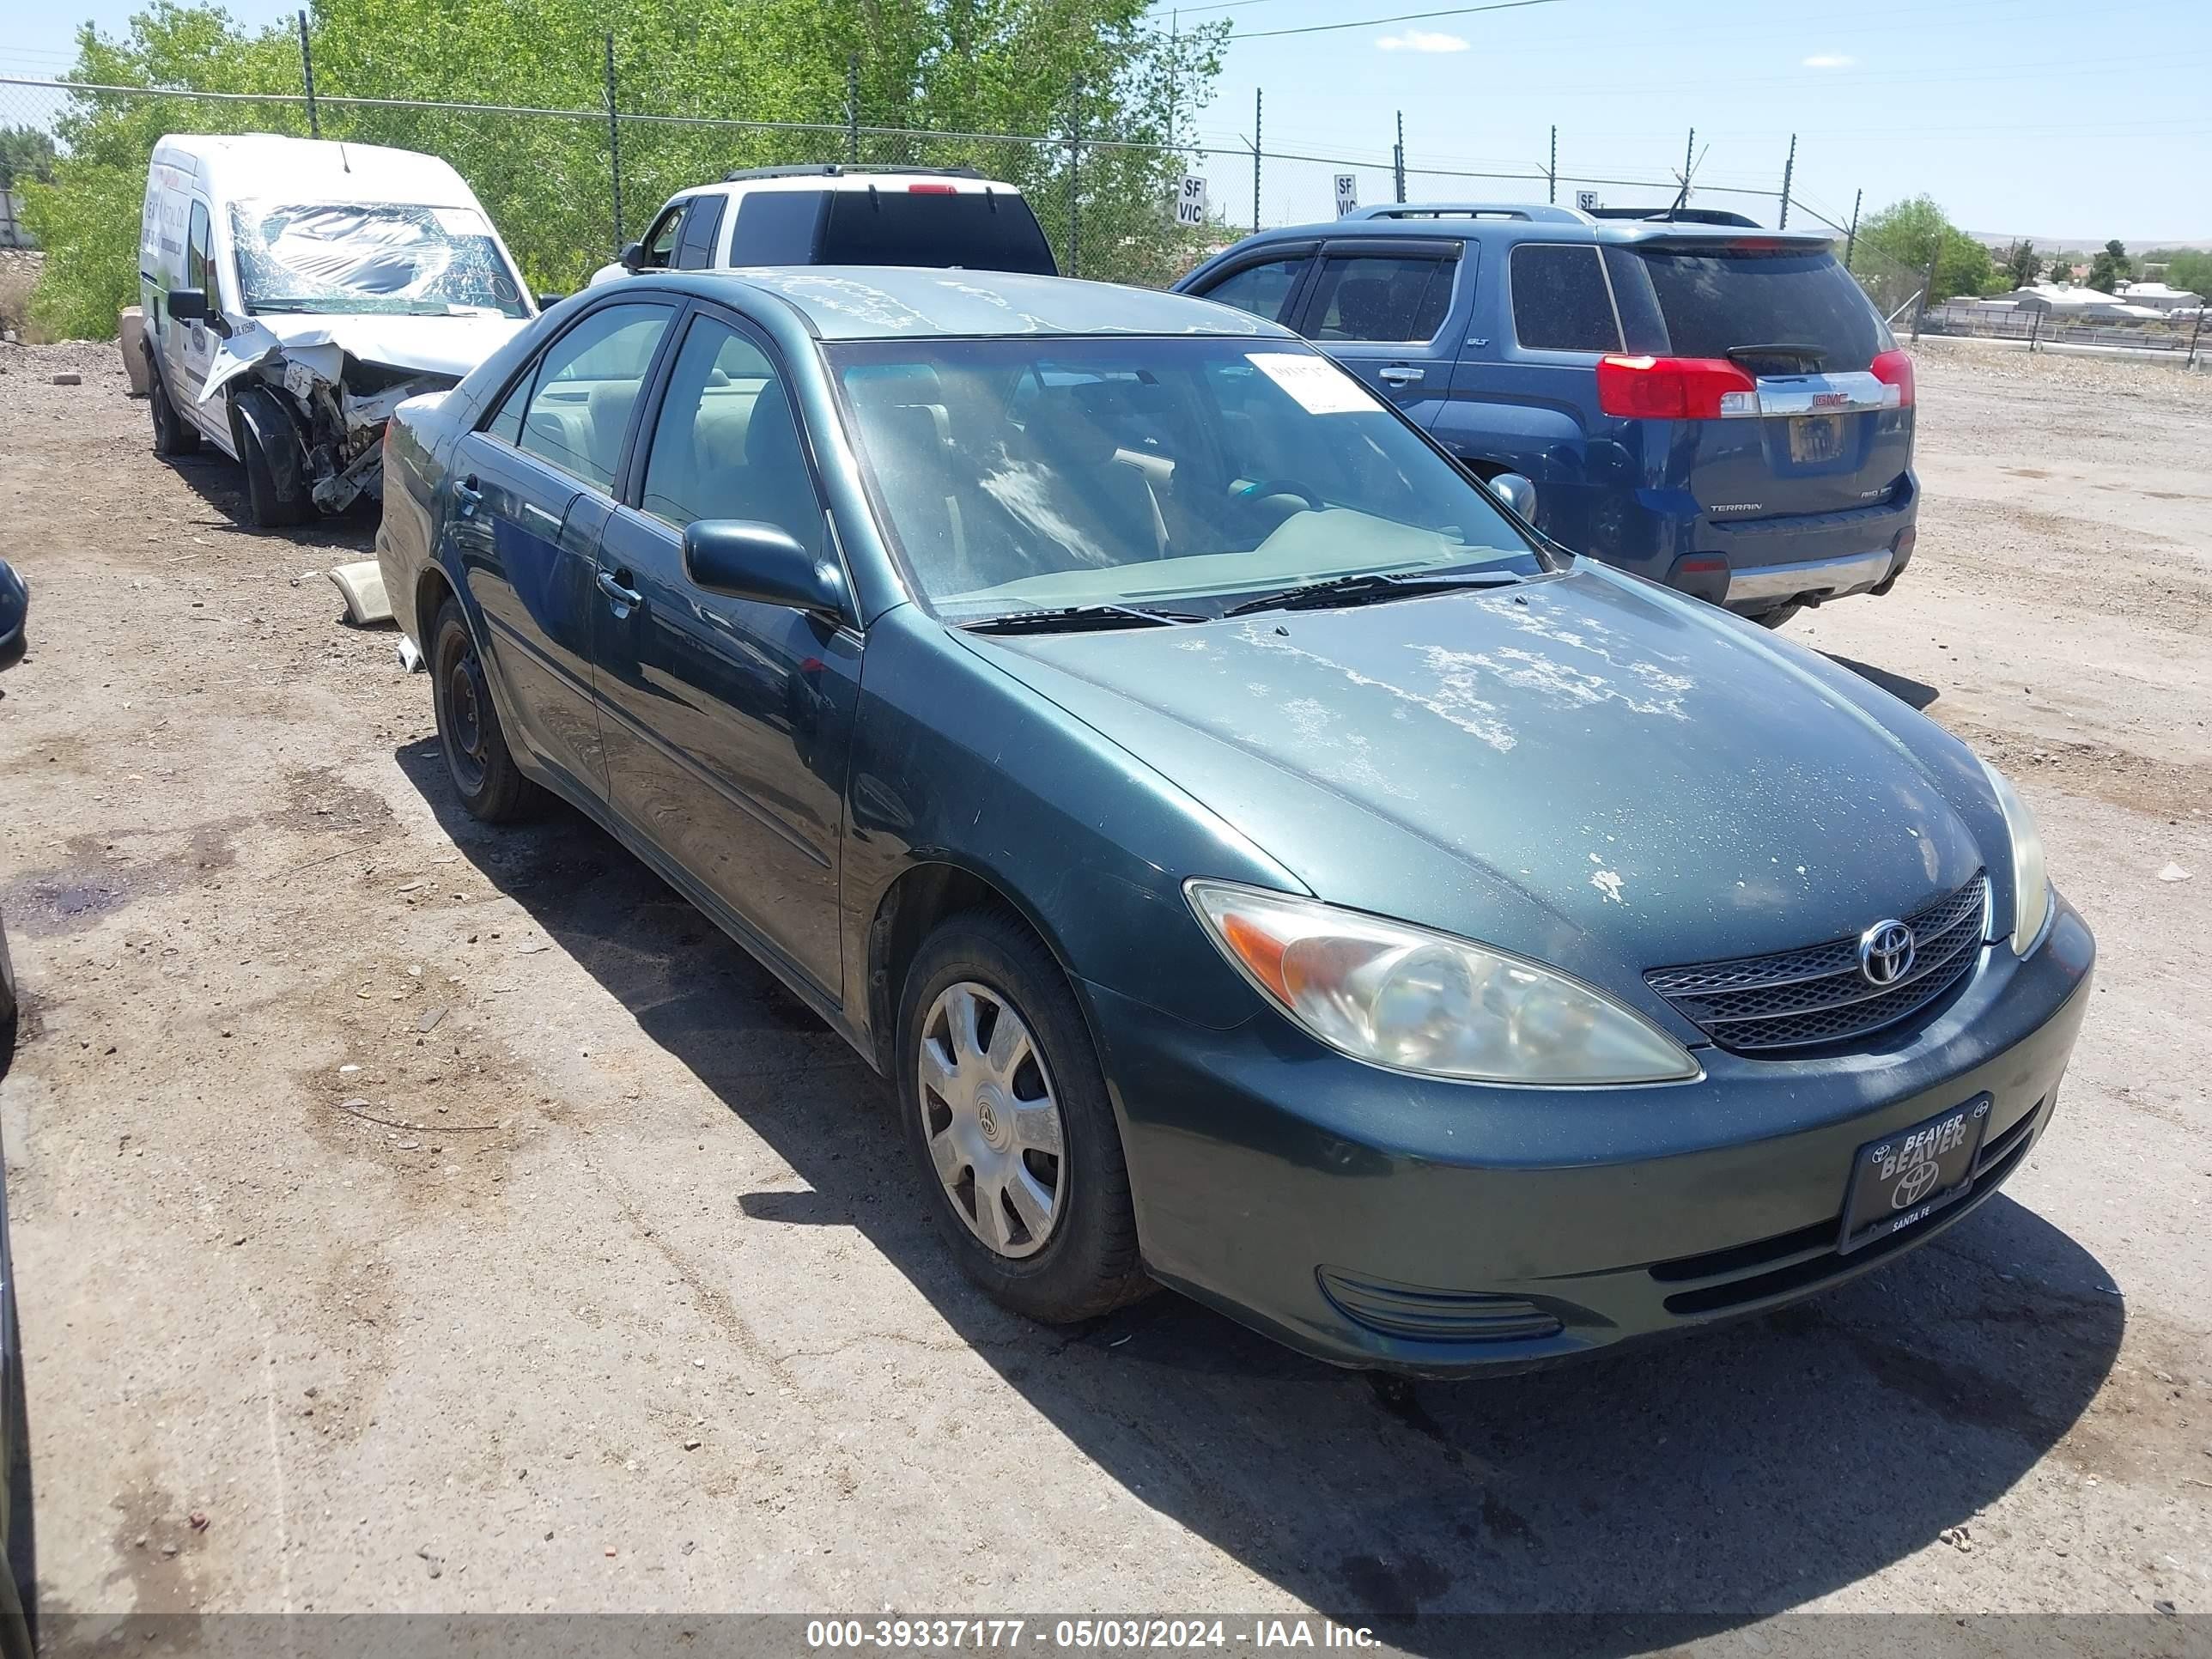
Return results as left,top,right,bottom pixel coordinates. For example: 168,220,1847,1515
146,351,200,457
897,908,1151,1325
1747,603,1802,630
428,596,543,823
238,409,309,528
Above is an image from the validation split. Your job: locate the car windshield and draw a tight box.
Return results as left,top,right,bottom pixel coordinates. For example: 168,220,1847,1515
825,336,1543,620
1632,246,1888,371
229,201,532,319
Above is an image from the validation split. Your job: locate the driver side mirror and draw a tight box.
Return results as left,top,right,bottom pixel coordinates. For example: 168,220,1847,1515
1486,471,1538,522
617,241,646,273
683,520,848,623
166,288,230,337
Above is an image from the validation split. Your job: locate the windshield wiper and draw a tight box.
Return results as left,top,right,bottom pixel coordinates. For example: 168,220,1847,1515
961,603,1207,635
1220,568,1524,618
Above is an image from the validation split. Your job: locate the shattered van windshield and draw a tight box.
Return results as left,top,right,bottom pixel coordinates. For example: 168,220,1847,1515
229,201,531,319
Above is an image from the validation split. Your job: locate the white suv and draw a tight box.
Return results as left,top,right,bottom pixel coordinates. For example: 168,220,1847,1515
588,165,1056,286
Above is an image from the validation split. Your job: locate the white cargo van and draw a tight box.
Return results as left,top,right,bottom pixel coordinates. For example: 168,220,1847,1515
140,133,537,525
586,164,1056,288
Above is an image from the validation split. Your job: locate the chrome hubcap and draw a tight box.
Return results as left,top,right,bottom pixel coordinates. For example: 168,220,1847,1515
917,981,1066,1259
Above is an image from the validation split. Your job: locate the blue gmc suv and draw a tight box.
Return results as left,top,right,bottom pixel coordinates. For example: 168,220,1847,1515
1175,204,1917,626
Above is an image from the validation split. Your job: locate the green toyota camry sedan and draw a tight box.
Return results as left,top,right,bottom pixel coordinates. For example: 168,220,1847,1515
374,267,2094,1375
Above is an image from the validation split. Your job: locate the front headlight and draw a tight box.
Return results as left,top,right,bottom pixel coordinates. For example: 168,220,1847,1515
1980,759,2052,954
1185,880,1700,1085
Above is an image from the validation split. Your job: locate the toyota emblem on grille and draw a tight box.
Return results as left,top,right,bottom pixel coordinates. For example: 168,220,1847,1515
1858,920,1917,987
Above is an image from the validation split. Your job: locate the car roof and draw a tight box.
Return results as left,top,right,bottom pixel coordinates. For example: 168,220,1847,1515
149,133,480,208
1236,203,1834,251
673,170,1026,202
645,268,1297,342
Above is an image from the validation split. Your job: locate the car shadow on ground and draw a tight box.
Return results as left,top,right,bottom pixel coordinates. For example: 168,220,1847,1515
395,742,2120,1650
1827,653,1942,712
157,449,380,556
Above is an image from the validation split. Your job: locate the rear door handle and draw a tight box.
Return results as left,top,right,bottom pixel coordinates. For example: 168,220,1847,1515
1378,365,1425,387
597,568,643,611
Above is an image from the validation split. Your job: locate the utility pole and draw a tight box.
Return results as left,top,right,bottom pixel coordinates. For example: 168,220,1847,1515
1394,110,1406,203
845,56,860,165
2186,301,2203,368
1845,187,1863,266
1778,132,1796,228
604,33,624,248
1252,88,1262,233
1066,77,1082,278
1547,124,1557,205
1682,127,1695,195
1911,249,1938,343
296,10,319,140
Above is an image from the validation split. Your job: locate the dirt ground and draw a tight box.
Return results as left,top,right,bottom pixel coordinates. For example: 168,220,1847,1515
0,332,2205,1640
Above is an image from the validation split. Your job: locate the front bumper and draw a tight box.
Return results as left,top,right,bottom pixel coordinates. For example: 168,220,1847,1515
1088,898,2094,1376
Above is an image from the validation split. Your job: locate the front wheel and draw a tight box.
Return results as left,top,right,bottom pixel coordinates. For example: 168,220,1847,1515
146,351,200,457
428,596,543,823
898,909,1150,1324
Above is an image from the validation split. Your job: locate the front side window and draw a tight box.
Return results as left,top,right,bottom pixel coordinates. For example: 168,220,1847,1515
1304,254,1455,343
228,201,530,319
637,204,684,270
640,316,823,557
513,302,674,489
829,336,1540,620
1510,243,1621,352
1195,256,1310,324
185,200,212,295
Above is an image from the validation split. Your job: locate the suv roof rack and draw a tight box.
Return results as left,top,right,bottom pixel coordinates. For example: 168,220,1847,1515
1588,205,1765,228
1341,202,1585,223
720,163,986,184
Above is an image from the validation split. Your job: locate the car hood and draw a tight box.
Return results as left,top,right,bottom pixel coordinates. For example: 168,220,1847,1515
199,312,530,402
966,565,1998,978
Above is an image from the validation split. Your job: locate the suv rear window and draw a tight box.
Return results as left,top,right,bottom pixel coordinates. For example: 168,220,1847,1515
731,188,1059,276
1632,247,1886,371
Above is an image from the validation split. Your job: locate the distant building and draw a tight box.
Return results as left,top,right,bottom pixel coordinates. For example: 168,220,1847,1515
2115,280,2205,312
2005,283,2166,320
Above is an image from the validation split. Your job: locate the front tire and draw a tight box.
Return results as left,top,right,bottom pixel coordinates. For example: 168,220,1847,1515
237,409,308,528
146,351,200,457
428,596,543,823
898,908,1150,1324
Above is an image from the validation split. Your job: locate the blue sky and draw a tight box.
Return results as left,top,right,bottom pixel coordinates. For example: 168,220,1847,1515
4,0,2207,244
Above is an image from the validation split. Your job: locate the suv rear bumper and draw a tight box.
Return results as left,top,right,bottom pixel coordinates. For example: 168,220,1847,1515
1725,546,1895,606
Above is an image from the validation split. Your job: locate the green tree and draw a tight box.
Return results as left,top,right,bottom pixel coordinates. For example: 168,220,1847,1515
23,0,1227,334
2164,248,2212,298
2084,238,2131,293
1853,194,1995,302
2003,238,2039,288
0,127,58,192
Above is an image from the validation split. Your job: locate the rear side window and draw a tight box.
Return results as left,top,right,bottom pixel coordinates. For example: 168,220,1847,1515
1196,256,1310,324
514,302,675,490
818,191,1057,276
676,196,726,270
1304,254,1455,343
731,191,827,264
1633,248,1886,370
1510,244,1620,352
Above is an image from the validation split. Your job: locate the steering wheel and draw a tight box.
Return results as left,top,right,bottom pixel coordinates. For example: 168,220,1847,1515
1237,479,1328,514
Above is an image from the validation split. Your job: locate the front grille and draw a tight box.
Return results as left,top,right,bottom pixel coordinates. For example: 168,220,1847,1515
1646,873,1989,1054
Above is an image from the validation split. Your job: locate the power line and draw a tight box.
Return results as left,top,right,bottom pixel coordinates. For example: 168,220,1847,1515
1237,0,1567,43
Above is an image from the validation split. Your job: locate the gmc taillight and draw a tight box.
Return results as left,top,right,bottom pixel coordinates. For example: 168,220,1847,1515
1870,347,1916,408
1595,355,1759,420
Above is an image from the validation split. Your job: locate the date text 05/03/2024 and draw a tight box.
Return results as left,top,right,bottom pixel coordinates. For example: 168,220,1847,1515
803,1618,1382,1650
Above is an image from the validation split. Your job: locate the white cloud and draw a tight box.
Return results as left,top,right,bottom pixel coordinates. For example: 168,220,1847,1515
1378,29,1470,52
1802,52,1856,69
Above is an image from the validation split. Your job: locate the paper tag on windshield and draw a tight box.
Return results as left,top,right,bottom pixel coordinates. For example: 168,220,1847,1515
430,207,485,237
1245,352,1376,415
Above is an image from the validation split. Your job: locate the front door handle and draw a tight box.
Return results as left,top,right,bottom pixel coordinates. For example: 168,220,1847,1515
597,568,643,611
1378,365,1425,387
453,473,482,514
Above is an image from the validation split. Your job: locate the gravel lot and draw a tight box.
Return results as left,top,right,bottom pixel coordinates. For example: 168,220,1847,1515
0,334,2205,1641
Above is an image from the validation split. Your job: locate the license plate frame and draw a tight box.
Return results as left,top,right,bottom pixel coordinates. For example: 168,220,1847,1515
1838,1094,1993,1255
1786,413,1845,464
